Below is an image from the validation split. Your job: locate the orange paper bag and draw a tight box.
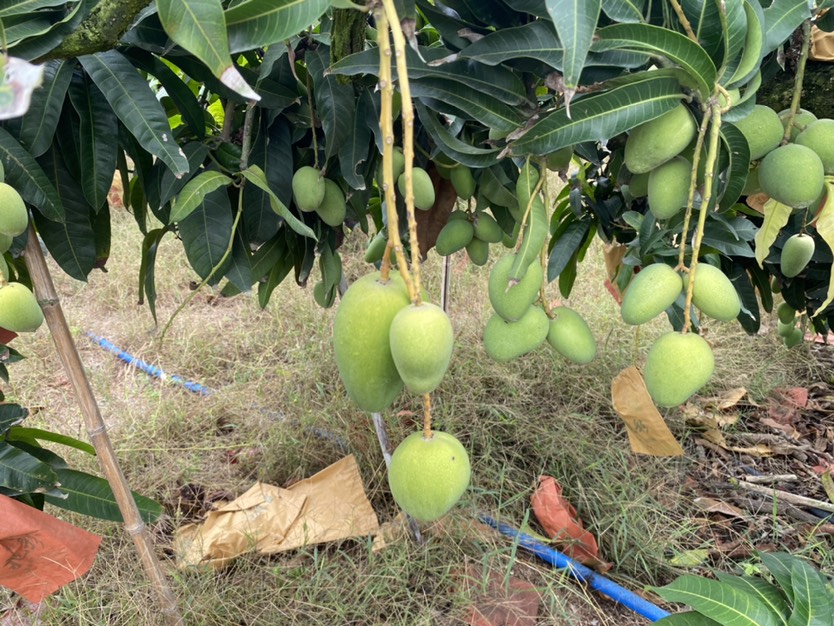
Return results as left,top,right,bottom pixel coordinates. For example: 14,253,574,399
0,495,101,603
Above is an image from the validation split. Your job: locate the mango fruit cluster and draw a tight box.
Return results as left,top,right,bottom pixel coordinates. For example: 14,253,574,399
0,178,43,335
291,166,346,226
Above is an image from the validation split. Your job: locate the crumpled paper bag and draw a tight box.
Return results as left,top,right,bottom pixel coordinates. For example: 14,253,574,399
174,455,379,568
0,494,101,603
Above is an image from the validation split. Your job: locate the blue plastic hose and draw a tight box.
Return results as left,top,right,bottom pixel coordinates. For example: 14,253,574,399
84,332,212,396
479,515,671,622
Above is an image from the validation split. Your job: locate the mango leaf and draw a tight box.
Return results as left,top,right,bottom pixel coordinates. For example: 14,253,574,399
139,228,168,324
787,558,834,626
728,0,767,87
511,75,684,156
178,188,233,283
78,51,189,177
547,0,601,91
5,0,86,61
415,103,502,168
159,142,210,211
338,86,374,191
307,47,354,164
719,0,749,77
714,574,789,623
452,20,564,69
242,165,316,239
410,77,527,132
754,198,792,269
0,0,71,17
329,45,531,106
592,23,717,99
719,122,751,211
123,49,207,139
811,181,834,317
727,263,761,334
258,237,294,308
158,0,259,100
655,575,781,626
763,0,811,53
222,229,253,294
5,427,96,456
18,59,73,157
224,0,331,53
68,72,119,211
602,0,645,23
242,117,285,243
170,170,233,223
34,145,96,280
656,611,722,625
760,553,797,605
0,126,63,221
44,468,162,523
415,0,484,50
0,404,27,435
548,218,591,281
0,441,57,494
678,0,725,64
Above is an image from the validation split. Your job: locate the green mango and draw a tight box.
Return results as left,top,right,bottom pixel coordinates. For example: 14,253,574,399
483,306,549,363
313,281,337,308
780,233,815,277
365,231,388,264
465,237,489,266
450,165,476,199
0,233,11,254
776,302,796,324
292,166,325,212
777,319,796,337
546,307,596,364
315,179,347,227
628,171,649,198
332,272,410,412
473,212,503,243
377,147,405,184
435,220,474,256
624,105,696,174
620,264,683,326
389,303,454,395
759,144,824,209
488,254,542,322
0,282,44,333
0,183,28,237
733,105,783,160
648,156,691,220
778,108,817,142
398,167,435,211
784,327,804,348
644,332,714,407
545,146,573,171
388,431,470,522
684,263,741,321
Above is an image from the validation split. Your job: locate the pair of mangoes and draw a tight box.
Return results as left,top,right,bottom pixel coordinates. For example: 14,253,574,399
332,272,454,412
291,166,346,226
775,302,804,348
435,210,503,266
483,254,596,364
377,147,437,211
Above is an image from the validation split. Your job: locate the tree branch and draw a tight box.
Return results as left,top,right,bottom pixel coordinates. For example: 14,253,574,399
37,0,153,61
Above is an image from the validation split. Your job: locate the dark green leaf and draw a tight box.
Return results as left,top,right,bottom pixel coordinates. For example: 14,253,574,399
338,86,374,191
224,0,332,53
307,47,354,164
170,170,233,223
679,0,725,64
602,0,646,23
547,0,601,90
78,51,189,176
415,103,502,168
45,468,162,523
139,228,168,323
720,0,749,77
249,231,287,281
714,573,789,624
0,126,63,221
453,20,564,69
7,440,68,470
592,23,717,98
727,262,761,334
656,611,722,625
159,142,210,211
18,59,73,158
0,403,28,434
68,72,119,210
760,552,797,605
258,242,294,308
0,441,57,494
178,188,233,283
5,427,96,456
34,145,96,280
223,228,253,293
6,0,87,61
719,122,750,211
511,75,684,156
763,0,811,53
655,575,781,626
788,558,834,626
0,0,71,17
548,218,591,281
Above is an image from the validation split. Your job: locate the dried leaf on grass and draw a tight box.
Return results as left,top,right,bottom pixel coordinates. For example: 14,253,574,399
531,476,612,573
611,366,684,457
693,497,747,519
699,429,774,457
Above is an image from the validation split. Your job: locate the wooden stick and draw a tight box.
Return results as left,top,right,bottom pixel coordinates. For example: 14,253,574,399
742,474,798,484
440,254,451,313
732,478,834,514
23,226,184,626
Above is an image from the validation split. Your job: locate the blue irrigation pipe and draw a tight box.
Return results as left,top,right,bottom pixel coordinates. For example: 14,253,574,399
84,332,213,396
479,515,671,623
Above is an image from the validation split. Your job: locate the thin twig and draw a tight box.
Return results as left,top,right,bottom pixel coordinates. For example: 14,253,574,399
669,0,698,42
782,20,812,144
732,479,834,513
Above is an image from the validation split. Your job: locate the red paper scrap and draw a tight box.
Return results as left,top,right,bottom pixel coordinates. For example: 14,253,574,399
0,495,101,603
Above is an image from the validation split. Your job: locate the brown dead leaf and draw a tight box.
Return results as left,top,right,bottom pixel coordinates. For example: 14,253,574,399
611,366,685,456
746,192,768,212
759,417,801,439
699,429,774,456
415,166,457,258
693,497,747,519
531,476,612,573
775,387,809,408
463,565,540,626
603,241,627,282
702,387,749,410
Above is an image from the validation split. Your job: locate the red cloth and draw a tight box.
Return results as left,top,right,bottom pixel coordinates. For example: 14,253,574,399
0,494,101,603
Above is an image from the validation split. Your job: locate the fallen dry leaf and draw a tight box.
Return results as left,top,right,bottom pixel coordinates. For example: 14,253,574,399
463,565,540,626
693,497,747,519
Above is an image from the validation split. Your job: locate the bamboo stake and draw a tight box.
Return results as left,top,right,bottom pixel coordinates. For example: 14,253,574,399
23,226,183,626
732,478,834,514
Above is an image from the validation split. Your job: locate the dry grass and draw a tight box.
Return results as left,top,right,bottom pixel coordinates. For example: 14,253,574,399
0,204,818,625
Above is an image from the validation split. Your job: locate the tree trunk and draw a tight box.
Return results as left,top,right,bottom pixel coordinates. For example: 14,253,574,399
757,61,834,118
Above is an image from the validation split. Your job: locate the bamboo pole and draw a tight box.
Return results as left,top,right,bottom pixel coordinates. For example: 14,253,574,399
23,226,184,626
